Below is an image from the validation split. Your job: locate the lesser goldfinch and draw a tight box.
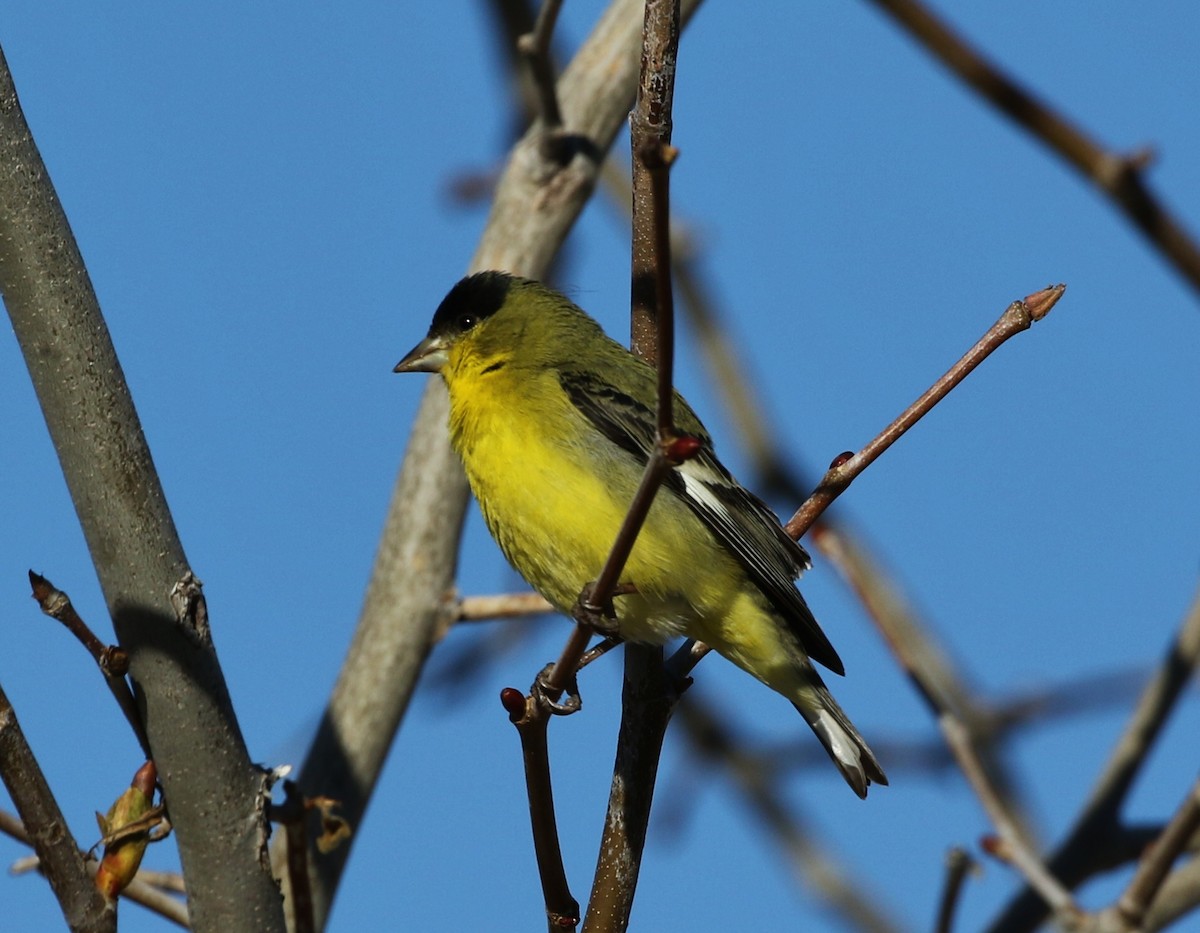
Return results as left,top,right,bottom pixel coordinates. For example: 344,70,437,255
396,271,886,797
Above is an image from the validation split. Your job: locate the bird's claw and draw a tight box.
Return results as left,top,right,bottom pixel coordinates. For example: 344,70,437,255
572,581,636,637
532,662,582,716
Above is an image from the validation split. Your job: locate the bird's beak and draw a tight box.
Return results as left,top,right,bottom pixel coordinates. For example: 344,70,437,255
394,335,449,374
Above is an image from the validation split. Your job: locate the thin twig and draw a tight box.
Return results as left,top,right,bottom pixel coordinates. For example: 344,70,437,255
28,572,151,760
0,687,115,933
284,3,706,925
581,4,683,932
518,0,565,130
866,0,1200,298
457,592,554,622
500,686,580,931
786,284,1064,539
935,848,977,933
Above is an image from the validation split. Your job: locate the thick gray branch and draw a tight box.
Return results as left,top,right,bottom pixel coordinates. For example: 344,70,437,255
0,43,284,933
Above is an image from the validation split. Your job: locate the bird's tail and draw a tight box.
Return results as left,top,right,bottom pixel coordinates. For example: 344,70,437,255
792,669,887,799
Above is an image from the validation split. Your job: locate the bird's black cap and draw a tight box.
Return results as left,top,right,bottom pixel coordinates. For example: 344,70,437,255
428,271,515,338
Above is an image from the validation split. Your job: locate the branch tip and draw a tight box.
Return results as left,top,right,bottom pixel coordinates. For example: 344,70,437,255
1022,283,1066,321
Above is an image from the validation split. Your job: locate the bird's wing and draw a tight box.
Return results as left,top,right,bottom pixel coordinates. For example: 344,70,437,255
558,368,845,676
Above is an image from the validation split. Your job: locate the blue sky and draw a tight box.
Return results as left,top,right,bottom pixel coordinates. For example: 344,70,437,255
2,3,1199,931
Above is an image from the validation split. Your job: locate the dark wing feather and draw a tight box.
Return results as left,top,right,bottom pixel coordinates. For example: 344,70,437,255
559,368,845,676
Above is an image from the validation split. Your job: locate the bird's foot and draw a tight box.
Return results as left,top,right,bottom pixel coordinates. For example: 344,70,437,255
571,581,637,637
531,662,582,716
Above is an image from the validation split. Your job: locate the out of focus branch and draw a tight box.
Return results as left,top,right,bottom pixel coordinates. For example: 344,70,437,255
935,848,977,933
866,0,1200,298
987,585,1200,932
675,698,906,933
1106,776,1200,931
456,592,554,622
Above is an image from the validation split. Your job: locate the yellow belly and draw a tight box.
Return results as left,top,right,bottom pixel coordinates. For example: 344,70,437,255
448,367,722,643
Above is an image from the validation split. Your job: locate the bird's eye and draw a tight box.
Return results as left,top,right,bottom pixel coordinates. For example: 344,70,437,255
456,313,478,332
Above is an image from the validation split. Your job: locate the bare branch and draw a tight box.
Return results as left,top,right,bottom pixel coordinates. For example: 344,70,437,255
0,687,114,933
0,42,281,930
500,685,580,931
786,285,1064,538
942,714,1078,919
457,592,554,622
1110,776,1200,930
28,572,150,760
866,0,1200,298
987,585,1200,932
518,0,566,130
582,3,683,931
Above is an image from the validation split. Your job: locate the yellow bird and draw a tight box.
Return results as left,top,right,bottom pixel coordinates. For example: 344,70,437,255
396,272,886,797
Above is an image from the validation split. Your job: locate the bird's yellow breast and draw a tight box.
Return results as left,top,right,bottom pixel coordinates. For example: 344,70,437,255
443,358,734,643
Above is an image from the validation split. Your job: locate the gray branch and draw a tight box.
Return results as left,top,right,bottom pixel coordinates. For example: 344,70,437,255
0,43,284,933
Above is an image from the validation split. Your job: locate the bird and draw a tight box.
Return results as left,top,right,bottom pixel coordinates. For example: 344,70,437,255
395,271,886,797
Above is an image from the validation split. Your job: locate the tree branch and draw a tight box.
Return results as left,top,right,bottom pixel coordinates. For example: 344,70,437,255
986,584,1200,932
0,42,283,933
0,686,115,933
582,3,683,930
865,0,1200,298
786,285,1064,538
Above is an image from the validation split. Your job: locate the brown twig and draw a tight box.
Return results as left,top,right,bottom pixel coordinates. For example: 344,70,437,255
518,0,565,130
0,686,115,933
501,685,580,930
28,571,151,760
456,592,555,622
581,4,683,932
986,585,1200,932
866,0,1200,298
786,284,1064,539
286,3,707,925
935,848,978,933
